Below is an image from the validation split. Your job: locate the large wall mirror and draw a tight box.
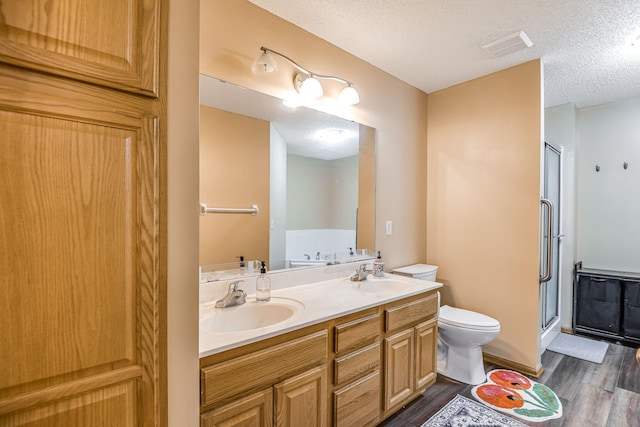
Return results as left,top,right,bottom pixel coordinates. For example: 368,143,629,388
199,74,376,273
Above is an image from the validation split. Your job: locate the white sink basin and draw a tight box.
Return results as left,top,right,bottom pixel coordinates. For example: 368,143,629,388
200,297,304,333
352,278,413,293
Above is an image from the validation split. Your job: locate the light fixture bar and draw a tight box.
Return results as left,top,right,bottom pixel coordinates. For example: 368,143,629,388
253,46,359,105
259,46,354,85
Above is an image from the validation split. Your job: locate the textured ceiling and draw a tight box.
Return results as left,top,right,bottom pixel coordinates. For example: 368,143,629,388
248,0,640,109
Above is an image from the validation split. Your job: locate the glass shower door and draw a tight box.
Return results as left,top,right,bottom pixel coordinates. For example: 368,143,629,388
541,143,561,331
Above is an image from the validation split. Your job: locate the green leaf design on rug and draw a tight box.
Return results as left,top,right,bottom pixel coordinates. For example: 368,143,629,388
532,383,560,411
513,407,556,418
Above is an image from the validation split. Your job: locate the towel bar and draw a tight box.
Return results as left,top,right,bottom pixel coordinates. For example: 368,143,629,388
199,203,259,216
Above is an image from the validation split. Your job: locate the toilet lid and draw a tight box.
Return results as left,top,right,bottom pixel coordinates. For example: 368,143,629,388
439,305,500,331
392,264,438,276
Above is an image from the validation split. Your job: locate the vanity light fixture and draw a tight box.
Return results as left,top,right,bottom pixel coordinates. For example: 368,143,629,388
251,46,360,105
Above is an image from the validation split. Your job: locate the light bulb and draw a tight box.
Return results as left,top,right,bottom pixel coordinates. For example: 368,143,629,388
299,76,323,98
251,51,278,74
339,85,360,105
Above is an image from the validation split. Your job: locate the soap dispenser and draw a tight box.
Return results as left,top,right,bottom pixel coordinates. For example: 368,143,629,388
256,261,271,302
373,251,385,278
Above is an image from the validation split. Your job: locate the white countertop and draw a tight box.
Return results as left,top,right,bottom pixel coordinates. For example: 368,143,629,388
199,273,442,358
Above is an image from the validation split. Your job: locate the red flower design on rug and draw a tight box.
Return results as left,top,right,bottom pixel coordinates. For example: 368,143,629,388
474,384,524,409
489,370,531,390
472,369,562,422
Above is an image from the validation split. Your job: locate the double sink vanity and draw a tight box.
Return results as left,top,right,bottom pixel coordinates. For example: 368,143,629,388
199,268,442,426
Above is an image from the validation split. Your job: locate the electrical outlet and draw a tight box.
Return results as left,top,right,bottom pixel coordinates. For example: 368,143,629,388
386,220,393,235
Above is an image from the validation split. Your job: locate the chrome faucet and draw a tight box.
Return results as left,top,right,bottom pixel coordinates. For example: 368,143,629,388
350,264,371,281
215,280,247,308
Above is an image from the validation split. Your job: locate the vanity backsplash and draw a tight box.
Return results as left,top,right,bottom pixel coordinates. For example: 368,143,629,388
199,259,375,304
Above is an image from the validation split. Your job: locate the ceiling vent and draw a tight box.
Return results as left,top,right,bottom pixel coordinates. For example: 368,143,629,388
481,30,533,57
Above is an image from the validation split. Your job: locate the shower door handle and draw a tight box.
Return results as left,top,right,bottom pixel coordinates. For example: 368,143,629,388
540,198,553,283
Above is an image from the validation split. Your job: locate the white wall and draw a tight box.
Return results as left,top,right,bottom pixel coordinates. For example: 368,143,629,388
330,155,359,229
576,98,640,273
270,125,288,270
286,155,357,229
544,103,576,329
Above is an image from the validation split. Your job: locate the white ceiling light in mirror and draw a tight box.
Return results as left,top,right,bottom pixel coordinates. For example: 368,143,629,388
251,46,360,106
200,74,359,160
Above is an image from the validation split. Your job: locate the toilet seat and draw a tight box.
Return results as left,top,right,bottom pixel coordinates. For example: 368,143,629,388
439,305,500,332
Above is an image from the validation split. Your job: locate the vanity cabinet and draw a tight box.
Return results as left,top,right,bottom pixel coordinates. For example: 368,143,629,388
383,295,439,414
200,290,440,426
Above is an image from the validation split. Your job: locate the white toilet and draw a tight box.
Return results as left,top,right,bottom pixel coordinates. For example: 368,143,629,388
438,305,500,385
392,264,501,385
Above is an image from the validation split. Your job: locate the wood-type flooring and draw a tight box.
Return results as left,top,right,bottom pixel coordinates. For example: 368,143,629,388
380,340,640,427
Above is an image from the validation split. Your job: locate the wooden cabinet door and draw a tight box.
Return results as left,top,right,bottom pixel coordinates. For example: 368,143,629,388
0,0,161,95
333,370,380,427
415,319,438,390
0,65,163,425
274,366,327,427
384,329,414,410
202,390,273,427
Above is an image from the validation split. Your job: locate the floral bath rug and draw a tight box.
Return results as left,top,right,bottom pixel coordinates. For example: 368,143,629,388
471,369,563,422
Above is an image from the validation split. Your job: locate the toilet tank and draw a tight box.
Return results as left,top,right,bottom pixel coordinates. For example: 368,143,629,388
392,264,439,281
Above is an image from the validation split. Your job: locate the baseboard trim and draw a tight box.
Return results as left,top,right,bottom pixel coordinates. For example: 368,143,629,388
482,353,544,378
561,327,573,335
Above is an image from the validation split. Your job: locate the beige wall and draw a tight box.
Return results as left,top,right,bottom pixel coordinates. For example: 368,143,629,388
200,0,428,270
358,124,376,250
427,60,543,371
199,106,270,266
167,0,200,424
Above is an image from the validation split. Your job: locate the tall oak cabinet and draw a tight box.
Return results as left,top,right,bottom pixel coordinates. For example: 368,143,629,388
0,1,168,425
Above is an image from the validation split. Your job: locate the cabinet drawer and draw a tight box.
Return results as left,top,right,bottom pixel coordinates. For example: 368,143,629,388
334,313,380,354
334,342,380,387
333,370,380,427
385,294,438,332
201,331,328,408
